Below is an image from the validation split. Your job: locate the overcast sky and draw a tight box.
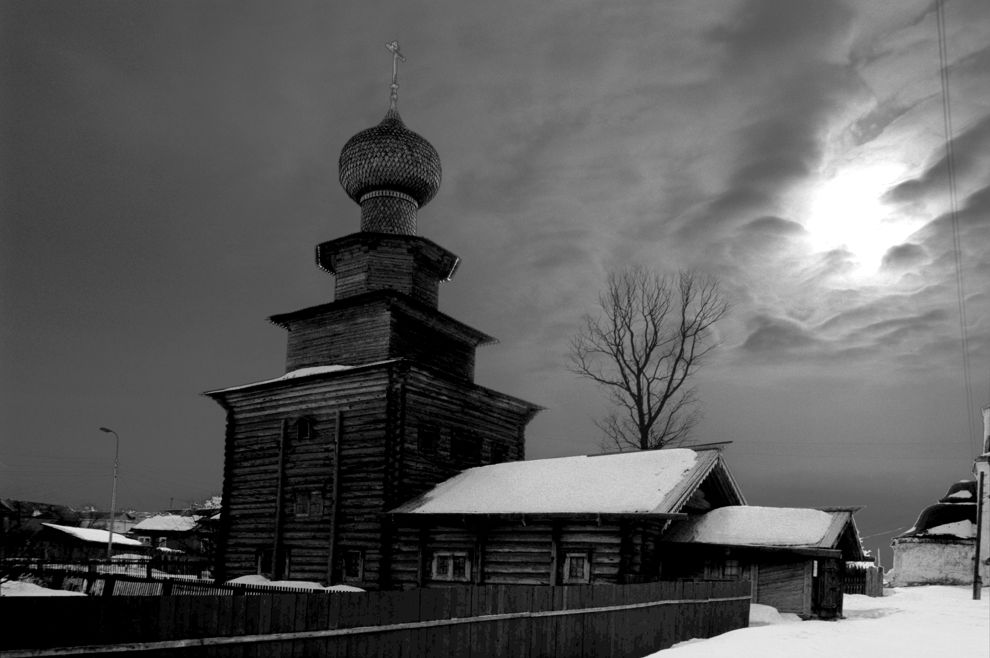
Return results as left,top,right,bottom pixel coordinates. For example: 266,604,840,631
3,0,988,565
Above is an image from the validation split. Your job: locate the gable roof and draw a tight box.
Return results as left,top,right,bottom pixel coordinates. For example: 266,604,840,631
41,523,144,547
390,448,743,517
131,514,198,533
663,505,865,558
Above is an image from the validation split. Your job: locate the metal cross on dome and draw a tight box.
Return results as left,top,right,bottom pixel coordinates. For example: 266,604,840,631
386,40,406,111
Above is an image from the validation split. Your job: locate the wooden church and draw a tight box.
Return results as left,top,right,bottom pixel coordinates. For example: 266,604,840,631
207,48,857,601
206,49,541,588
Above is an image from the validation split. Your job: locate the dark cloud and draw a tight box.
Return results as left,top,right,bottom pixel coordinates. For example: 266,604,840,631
741,315,819,353
848,309,949,344
741,216,807,237
881,243,927,270
710,0,854,70
883,115,990,206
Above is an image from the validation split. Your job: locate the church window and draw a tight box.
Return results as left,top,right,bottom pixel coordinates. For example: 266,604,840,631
432,551,471,582
563,553,590,584
343,550,364,581
418,422,439,456
309,491,324,518
297,417,315,440
451,431,481,465
294,491,310,517
490,444,508,464
257,548,274,576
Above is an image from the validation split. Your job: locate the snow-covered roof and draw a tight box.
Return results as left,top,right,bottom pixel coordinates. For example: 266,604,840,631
205,361,397,394
391,448,736,516
41,523,144,547
916,520,976,539
663,506,861,552
131,514,198,533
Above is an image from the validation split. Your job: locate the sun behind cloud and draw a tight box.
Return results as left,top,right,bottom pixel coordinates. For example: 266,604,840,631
800,162,919,278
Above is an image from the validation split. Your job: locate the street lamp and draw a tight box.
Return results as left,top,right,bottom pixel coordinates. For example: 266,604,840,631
98,427,120,560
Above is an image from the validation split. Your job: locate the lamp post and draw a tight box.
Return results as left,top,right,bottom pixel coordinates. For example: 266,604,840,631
99,427,119,560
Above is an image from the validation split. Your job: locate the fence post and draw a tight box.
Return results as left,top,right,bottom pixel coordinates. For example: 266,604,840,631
103,575,116,597
162,579,173,596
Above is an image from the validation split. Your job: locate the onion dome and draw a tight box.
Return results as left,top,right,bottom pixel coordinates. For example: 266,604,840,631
338,107,441,235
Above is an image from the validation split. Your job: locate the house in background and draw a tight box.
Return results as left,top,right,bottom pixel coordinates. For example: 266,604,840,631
388,448,744,588
0,499,81,558
661,505,867,619
78,508,147,535
130,514,202,553
890,480,978,586
36,523,147,561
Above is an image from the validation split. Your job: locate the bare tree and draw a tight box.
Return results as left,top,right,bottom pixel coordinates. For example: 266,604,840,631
569,267,729,451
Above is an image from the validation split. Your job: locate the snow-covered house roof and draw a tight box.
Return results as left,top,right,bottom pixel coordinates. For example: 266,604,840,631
41,523,144,547
131,514,198,533
390,448,743,517
662,506,866,559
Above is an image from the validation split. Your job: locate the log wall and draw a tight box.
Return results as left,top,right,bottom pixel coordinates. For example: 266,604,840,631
213,367,392,585
389,519,666,589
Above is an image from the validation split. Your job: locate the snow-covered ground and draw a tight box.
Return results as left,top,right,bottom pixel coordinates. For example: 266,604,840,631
227,574,364,592
649,586,989,658
0,580,86,596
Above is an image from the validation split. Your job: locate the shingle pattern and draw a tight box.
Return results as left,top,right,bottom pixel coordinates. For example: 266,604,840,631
339,108,442,209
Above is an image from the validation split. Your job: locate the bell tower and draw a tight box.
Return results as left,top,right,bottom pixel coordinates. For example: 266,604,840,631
207,43,540,588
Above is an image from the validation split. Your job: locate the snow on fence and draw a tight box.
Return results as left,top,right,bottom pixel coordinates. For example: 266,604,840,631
0,580,750,657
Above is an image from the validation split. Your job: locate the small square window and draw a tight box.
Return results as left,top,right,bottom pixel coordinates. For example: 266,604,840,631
157,537,168,548
432,551,471,582
724,559,740,579
343,550,364,582
138,536,151,546
563,553,590,584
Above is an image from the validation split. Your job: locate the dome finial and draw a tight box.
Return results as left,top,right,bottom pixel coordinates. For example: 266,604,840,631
385,40,405,112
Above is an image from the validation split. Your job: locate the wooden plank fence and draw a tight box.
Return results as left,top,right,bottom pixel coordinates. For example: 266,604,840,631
0,581,750,657
843,565,884,597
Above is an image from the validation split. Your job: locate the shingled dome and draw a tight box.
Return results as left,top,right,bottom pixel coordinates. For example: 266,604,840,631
339,108,441,209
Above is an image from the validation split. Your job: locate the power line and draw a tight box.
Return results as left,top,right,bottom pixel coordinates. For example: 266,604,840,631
935,0,979,455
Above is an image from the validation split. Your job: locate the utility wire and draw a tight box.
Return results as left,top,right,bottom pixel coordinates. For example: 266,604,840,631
935,0,978,455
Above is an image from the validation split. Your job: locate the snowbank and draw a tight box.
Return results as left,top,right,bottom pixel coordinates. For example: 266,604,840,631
748,604,801,626
1,580,86,597
648,586,989,657
227,575,364,592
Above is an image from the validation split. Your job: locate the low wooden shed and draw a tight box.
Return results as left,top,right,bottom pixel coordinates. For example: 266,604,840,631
388,447,745,588
661,506,866,619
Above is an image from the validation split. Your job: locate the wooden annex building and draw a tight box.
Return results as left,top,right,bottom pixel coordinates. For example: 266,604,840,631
662,506,866,618
207,62,868,618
